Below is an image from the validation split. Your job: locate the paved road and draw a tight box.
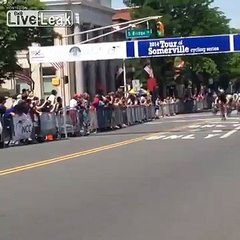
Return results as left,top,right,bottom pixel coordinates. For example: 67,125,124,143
1,113,240,240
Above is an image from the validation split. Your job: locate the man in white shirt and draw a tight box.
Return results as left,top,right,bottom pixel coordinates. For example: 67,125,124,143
69,94,79,109
48,90,57,105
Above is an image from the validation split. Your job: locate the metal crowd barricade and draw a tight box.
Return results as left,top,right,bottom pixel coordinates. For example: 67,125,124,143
56,109,80,136
121,106,128,126
131,106,136,123
168,102,175,115
96,106,114,130
96,106,105,129
145,105,152,120
161,102,169,116
1,101,190,149
39,112,58,138
11,113,33,143
155,104,162,117
89,108,98,132
0,115,4,148
78,108,90,136
174,100,180,114
196,100,203,111
203,98,208,109
126,106,133,125
135,105,141,123
112,105,124,127
150,105,155,119
132,106,138,122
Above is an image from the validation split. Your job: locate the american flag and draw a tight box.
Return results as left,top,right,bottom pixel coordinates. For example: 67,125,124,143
116,67,124,78
144,65,154,78
50,62,64,69
13,72,34,85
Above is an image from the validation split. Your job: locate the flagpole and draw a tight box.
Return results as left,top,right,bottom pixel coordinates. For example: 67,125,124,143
123,59,127,97
59,36,68,139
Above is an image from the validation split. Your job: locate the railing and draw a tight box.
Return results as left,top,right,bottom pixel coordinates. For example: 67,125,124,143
0,99,209,149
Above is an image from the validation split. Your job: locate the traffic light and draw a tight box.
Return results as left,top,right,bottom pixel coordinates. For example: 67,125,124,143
156,21,164,37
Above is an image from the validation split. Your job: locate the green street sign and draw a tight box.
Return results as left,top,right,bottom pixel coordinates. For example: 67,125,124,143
126,29,152,39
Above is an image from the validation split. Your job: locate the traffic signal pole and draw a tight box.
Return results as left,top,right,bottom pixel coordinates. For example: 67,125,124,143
58,15,162,97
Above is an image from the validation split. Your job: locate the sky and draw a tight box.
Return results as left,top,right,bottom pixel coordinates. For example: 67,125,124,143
111,0,240,29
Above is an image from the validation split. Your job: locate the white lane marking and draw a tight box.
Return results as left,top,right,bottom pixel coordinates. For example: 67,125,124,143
145,118,239,125
190,129,200,132
188,125,201,128
173,114,213,118
220,126,240,139
163,135,183,140
171,120,187,123
212,130,223,133
146,135,166,140
201,124,215,128
145,118,221,124
215,125,226,128
145,122,163,125
182,134,195,139
205,134,220,139
211,122,239,124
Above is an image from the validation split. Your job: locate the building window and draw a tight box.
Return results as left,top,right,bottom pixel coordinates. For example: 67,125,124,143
16,83,29,95
42,67,56,76
42,75,57,99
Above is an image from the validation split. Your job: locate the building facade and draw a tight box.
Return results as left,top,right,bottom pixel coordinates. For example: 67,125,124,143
4,0,122,101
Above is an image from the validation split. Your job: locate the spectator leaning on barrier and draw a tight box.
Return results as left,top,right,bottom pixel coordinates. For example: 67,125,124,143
0,96,7,117
89,95,99,133
54,97,63,113
155,97,160,118
48,90,57,105
17,89,28,100
69,94,79,110
69,94,79,126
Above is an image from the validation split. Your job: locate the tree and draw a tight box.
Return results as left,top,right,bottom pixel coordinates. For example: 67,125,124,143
127,0,231,97
228,54,240,78
0,0,56,80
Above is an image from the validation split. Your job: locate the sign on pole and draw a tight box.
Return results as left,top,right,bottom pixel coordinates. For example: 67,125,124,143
132,79,141,91
126,29,152,39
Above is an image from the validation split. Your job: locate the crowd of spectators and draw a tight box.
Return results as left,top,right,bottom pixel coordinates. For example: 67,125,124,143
0,86,210,121
0,85,210,146
0,88,156,141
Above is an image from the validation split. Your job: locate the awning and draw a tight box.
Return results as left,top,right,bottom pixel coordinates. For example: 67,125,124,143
10,69,34,89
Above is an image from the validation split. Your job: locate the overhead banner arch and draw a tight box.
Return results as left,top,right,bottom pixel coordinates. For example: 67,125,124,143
28,34,240,64
29,41,127,63
234,34,240,52
127,34,233,58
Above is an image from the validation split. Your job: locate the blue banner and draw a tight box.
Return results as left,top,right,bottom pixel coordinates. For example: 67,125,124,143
234,34,240,51
127,35,231,58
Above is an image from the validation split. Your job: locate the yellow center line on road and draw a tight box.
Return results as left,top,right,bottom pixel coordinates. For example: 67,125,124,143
0,122,206,176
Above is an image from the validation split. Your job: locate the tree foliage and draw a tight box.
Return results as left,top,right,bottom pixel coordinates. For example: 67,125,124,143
0,0,56,79
126,0,238,96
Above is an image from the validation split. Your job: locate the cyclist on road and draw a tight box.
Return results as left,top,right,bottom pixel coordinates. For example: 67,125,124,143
217,89,228,120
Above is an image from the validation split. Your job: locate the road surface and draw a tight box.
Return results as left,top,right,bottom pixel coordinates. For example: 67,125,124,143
1,112,240,240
